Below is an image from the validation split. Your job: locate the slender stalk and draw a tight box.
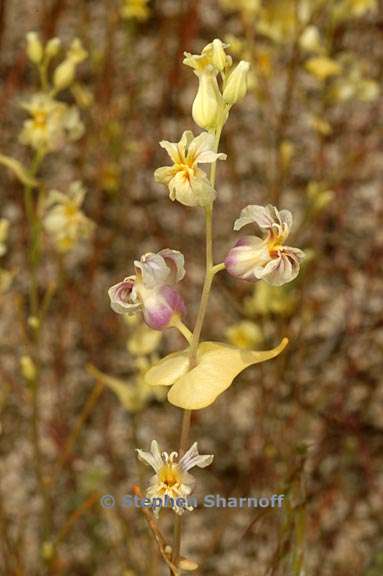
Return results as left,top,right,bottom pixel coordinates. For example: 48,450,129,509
172,126,224,567
23,150,52,539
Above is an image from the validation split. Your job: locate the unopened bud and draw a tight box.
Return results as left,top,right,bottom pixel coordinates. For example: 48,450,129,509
192,72,222,130
20,355,37,382
67,38,88,64
53,59,75,91
41,541,55,561
26,32,43,64
211,39,228,72
45,37,61,59
179,558,199,571
223,60,250,105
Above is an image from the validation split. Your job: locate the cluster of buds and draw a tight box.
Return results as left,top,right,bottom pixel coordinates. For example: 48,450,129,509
26,32,87,93
20,32,87,153
184,39,250,131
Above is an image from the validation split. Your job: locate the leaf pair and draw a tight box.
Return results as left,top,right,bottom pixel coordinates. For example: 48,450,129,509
145,338,288,410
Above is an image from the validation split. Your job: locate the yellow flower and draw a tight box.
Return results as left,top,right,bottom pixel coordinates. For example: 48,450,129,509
332,0,377,19
19,93,84,152
183,39,232,75
53,39,87,92
145,338,288,409
43,181,94,252
154,130,226,207
244,282,298,316
225,321,263,349
120,0,150,21
305,57,342,81
127,323,162,356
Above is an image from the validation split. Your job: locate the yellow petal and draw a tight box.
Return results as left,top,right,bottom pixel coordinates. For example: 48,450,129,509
168,338,288,410
145,350,190,387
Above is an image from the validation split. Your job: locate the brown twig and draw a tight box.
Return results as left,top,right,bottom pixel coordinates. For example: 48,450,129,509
132,485,180,576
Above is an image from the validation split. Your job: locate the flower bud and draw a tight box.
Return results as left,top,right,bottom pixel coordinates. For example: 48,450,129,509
26,32,43,64
211,39,228,72
192,72,222,130
20,355,37,382
223,60,250,105
67,38,88,64
45,37,61,59
53,59,75,91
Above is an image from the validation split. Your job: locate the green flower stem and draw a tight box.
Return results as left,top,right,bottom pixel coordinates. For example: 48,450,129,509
171,317,193,345
172,125,224,568
23,148,52,540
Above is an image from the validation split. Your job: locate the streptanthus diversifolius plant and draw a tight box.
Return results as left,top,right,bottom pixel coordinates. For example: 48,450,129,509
108,38,304,572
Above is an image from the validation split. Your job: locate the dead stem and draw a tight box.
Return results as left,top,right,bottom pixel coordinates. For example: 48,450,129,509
133,485,180,576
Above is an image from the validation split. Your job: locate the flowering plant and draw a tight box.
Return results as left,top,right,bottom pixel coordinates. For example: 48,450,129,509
108,38,304,570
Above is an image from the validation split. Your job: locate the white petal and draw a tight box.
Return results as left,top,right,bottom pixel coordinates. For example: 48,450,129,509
136,440,164,472
234,204,287,232
159,139,181,164
135,253,169,289
154,166,176,185
179,442,214,471
186,131,214,159
159,249,185,283
262,252,300,286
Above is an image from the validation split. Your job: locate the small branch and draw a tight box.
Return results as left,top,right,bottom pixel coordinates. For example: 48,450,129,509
132,485,180,576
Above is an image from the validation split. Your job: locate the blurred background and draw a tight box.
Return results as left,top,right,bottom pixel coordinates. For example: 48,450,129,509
0,0,383,575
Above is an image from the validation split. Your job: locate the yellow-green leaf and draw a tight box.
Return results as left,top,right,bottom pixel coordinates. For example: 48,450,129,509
145,350,190,387
146,338,288,410
0,153,38,188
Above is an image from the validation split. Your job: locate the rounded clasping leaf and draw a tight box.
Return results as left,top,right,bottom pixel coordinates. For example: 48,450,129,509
145,338,288,410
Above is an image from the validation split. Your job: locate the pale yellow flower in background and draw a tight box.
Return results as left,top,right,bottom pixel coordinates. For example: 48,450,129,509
120,0,150,21
329,60,379,103
333,0,377,19
43,181,94,252
19,93,84,152
225,321,263,349
220,0,260,19
45,37,61,59
154,130,226,207
244,282,298,317
0,218,10,257
299,26,323,54
305,57,342,81
26,32,43,64
53,38,87,92
136,440,214,516
127,322,162,356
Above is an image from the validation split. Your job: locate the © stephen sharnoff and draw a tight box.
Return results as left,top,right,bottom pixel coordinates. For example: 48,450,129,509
120,494,286,511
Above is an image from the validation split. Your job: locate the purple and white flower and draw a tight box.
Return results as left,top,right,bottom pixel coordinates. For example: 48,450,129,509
108,249,186,330
225,204,304,286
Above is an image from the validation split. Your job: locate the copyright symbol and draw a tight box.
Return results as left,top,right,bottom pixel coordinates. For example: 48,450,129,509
100,494,115,509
